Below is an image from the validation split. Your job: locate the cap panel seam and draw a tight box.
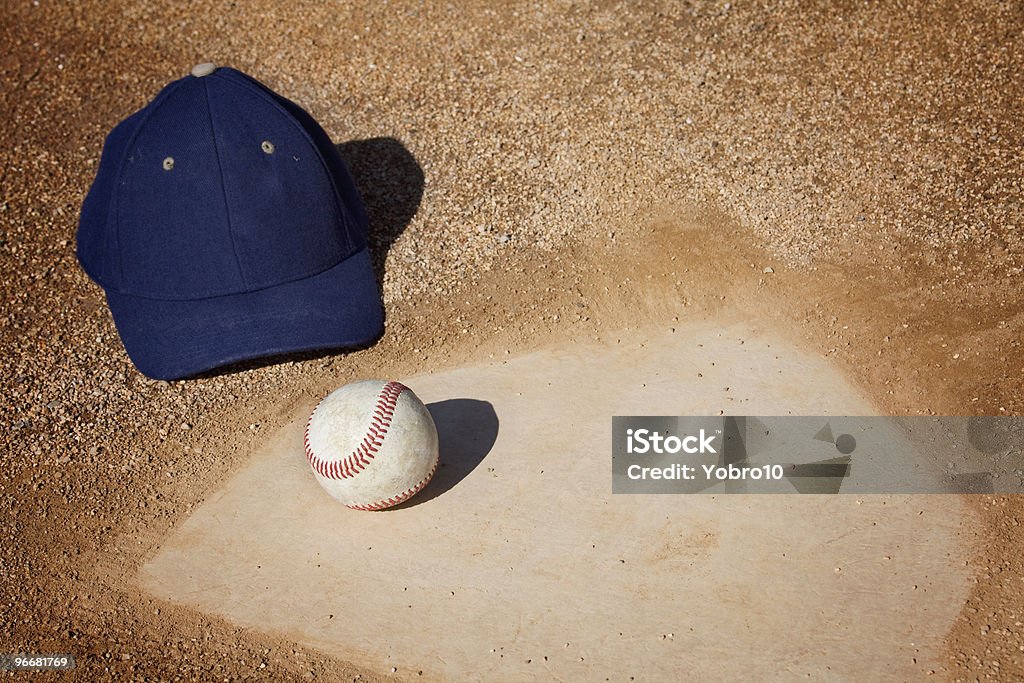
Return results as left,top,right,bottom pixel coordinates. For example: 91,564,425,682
102,69,370,299
215,70,354,254
202,78,250,289
112,78,187,288
103,245,371,301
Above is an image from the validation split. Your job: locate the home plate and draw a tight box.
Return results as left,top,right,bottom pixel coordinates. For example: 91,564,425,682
139,321,975,680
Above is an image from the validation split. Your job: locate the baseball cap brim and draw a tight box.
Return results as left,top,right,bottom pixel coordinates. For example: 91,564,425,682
105,246,383,380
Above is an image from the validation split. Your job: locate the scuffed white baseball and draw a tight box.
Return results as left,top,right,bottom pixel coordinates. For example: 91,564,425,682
304,380,439,511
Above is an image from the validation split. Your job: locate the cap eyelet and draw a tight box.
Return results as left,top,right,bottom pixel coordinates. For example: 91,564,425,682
261,141,275,154
162,157,174,171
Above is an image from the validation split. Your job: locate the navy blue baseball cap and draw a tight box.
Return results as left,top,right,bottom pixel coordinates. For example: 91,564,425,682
77,64,383,380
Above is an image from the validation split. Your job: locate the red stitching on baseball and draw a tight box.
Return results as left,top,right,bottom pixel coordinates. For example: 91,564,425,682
345,458,439,511
304,381,407,480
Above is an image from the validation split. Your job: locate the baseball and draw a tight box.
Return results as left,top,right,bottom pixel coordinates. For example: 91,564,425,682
304,380,440,511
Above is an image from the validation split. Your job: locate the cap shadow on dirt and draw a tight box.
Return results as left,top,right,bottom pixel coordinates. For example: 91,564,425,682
394,398,499,508
335,137,424,290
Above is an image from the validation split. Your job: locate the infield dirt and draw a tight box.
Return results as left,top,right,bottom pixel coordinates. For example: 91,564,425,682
2,1,1022,681
138,317,974,681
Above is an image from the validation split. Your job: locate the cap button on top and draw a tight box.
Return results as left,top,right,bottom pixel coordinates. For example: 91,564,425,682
191,63,217,78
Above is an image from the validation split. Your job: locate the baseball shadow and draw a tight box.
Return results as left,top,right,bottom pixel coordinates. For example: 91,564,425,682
394,398,499,508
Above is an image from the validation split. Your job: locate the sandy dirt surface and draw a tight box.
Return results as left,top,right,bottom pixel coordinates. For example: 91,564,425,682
139,324,975,680
2,0,1022,681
